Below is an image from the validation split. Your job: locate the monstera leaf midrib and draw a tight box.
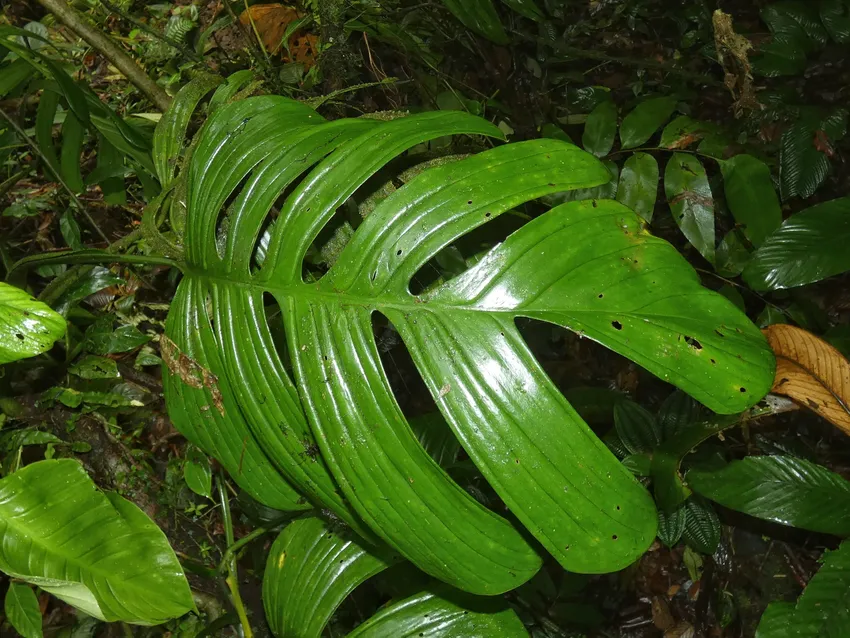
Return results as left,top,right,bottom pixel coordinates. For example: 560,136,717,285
163,96,774,599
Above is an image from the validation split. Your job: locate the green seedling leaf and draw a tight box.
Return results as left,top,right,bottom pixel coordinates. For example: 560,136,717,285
682,496,720,554
614,399,661,454
69,355,120,380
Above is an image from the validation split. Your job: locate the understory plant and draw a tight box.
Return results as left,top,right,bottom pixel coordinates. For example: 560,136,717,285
146,76,774,630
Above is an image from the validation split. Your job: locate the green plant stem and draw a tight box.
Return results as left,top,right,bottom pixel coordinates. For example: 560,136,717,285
217,474,253,638
7,248,180,285
0,107,110,245
98,0,204,63
218,526,268,574
35,0,171,111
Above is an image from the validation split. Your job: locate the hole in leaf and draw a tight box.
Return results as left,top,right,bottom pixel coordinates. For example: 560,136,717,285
612,321,623,330
684,335,702,350
739,387,747,393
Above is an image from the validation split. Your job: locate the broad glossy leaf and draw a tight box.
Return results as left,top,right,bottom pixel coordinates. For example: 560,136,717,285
665,153,715,264
756,540,850,637
582,99,617,157
263,516,397,638
744,198,850,291
439,0,509,44
721,155,782,247
689,455,850,535
0,460,194,624
619,96,677,150
83,316,150,355
348,589,527,637
780,110,848,201
168,98,773,594
616,152,658,221
5,583,42,638
0,282,65,364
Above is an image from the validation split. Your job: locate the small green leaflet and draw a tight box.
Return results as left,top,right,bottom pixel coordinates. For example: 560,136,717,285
84,316,150,355
183,446,212,498
619,96,677,150
616,152,658,222
5,583,42,638
721,155,782,247
69,355,120,380
582,99,617,157
0,282,65,364
665,153,715,264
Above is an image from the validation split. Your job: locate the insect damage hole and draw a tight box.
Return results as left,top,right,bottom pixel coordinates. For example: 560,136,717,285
611,321,623,330
684,335,702,350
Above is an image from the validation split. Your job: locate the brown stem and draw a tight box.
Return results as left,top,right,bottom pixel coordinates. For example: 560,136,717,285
35,0,172,111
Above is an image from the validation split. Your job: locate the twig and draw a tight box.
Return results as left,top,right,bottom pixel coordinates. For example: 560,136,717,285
217,474,253,638
35,0,171,111
0,107,110,245
98,0,204,64
217,525,271,574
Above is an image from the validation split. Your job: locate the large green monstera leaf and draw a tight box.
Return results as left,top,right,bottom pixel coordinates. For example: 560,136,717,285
162,96,774,595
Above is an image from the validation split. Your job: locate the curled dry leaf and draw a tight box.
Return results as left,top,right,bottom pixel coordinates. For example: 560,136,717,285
764,324,850,434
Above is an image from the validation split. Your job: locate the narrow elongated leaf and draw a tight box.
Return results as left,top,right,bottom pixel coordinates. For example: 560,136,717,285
348,589,528,637
620,96,677,150
153,73,222,187
744,198,850,291
60,111,85,193
35,88,60,180
0,58,32,98
616,152,658,221
762,324,850,434
263,516,397,638
582,99,617,157
0,282,65,364
5,583,42,638
0,460,194,624
665,153,715,264
689,455,850,535
168,98,773,595
439,0,509,44
757,540,850,637
721,154,782,247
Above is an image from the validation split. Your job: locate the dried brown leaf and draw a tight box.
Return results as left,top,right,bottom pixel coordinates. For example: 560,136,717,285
764,324,850,434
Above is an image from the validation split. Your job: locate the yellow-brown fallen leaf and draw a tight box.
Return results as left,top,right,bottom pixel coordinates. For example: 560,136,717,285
764,324,850,434
238,3,317,67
